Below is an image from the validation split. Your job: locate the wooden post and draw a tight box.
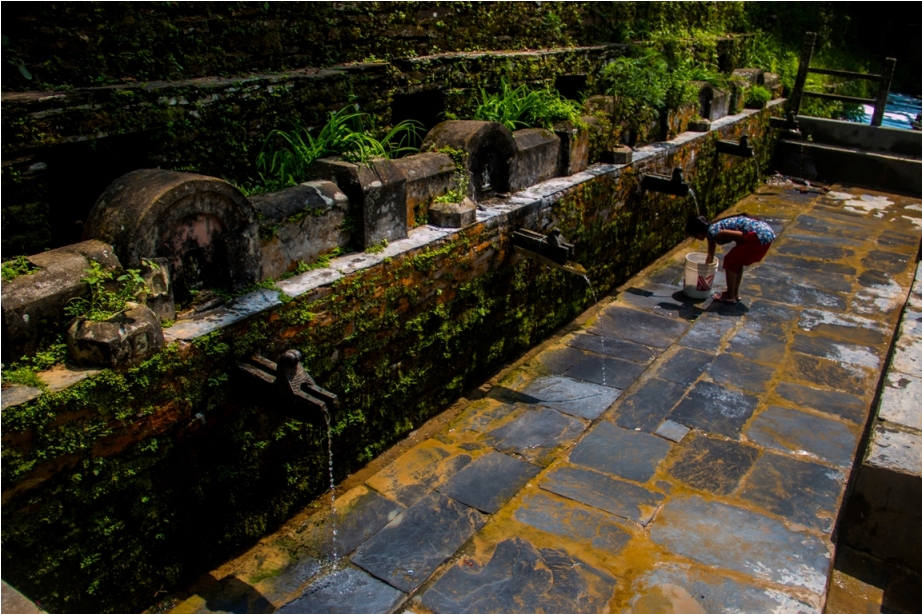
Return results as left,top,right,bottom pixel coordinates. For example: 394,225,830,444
788,32,817,118
871,57,897,127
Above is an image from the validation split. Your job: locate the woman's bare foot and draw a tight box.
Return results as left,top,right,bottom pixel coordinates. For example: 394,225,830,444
713,292,739,304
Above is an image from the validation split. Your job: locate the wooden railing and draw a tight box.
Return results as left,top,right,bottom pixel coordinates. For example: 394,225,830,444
788,31,896,127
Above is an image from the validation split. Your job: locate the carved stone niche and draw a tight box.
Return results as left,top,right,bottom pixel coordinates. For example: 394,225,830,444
692,81,731,122
421,121,517,202
553,120,589,177
389,152,457,227
84,170,261,301
308,158,408,249
1,240,120,363
250,180,352,280
510,128,560,192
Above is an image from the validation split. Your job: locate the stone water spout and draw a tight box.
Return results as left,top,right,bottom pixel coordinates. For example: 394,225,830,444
715,134,754,158
511,228,587,276
640,167,690,197
238,350,338,424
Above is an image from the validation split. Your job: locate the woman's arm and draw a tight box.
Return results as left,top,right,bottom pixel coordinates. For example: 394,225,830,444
706,230,743,264
706,236,717,264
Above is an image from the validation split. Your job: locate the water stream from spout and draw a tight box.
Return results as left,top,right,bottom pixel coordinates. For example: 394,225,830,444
688,188,701,216
582,276,606,387
323,407,338,566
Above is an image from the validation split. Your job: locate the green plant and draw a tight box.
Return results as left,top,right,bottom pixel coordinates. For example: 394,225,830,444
1,255,38,281
366,239,388,254
255,106,422,192
64,261,148,322
745,85,772,106
1,339,68,388
471,79,584,131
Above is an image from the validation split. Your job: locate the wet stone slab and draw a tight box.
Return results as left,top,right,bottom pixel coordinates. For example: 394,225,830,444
773,239,853,262
263,557,324,604
666,433,759,495
568,421,671,484
351,492,486,593
452,400,519,434
677,314,738,352
775,381,867,424
783,232,864,249
792,214,866,241
518,375,621,420
567,333,659,364
668,381,759,439
591,305,690,349
797,309,888,347
651,496,832,598
617,282,701,319
420,537,616,614
653,419,690,442
768,254,857,278
657,347,715,386
629,564,820,614
646,262,684,286
564,353,647,389
753,261,854,295
513,492,632,554
437,451,540,514
486,407,586,466
301,487,405,559
786,353,875,397
746,406,859,468
540,464,664,525
278,566,405,614
365,440,472,508
613,378,688,433
791,334,881,370
707,353,777,394
536,346,585,374
739,452,846,535
725,327,788,365
864,249,911,275
746,276,847,311
744,299,801,330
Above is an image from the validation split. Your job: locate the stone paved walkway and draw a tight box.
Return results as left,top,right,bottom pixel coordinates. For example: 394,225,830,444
162,182,922,614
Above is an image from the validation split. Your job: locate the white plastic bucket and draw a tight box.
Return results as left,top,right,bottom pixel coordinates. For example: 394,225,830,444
684,253,718,298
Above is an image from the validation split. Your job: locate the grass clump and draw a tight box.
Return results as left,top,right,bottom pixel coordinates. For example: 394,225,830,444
471,79,584,131
2,256,39,282
255,106,423,193
1,340,68,388
745,85,772,106
64,261,149,322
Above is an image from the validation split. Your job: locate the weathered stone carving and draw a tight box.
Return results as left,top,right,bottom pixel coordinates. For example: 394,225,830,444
429,197,477,229
421,121,517,201
1,240,120,363
693,81,731,122
238,350,339,425
510,128,560,192
390,152,458,227
66,302,165,368
83,169,261,300
309,158,408,249
250,180,352,280
553,120,589,177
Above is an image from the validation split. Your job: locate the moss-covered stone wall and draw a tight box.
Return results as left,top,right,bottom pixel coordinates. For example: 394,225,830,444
0,106,779,614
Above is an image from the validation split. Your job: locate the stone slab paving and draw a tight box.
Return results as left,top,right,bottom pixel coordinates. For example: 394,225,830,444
161,183,922,614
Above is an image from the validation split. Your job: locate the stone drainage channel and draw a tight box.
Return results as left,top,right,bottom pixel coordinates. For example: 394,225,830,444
159,183,922,614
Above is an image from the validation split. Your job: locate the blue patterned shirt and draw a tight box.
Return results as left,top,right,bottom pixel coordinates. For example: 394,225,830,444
708,216,775,245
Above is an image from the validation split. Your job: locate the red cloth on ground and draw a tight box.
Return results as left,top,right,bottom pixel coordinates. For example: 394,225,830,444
723,231,771,273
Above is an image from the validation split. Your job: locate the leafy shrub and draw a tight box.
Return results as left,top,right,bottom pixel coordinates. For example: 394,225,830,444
745,85,772,105
255,106,422,192
64,261,149,321
471,79,584,131
1,255,38,282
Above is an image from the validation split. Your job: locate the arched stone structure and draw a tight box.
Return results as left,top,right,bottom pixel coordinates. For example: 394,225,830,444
421,121,517,201
84,169,261,299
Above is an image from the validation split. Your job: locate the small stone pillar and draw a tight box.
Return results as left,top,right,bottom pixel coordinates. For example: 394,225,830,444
553,120,589,177
309,158,408,249
428,198,477,229
510,128,560,192
66,302,165,368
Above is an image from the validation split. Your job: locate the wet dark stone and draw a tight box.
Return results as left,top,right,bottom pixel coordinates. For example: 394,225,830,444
540,465,664,525
519,376,621,420
751,260,854,296
797,309,888,346
774,382,866,423
567,333,659,364
437,451,540,514
668,381,759,439
864,249,910,275
857,269,895,288
486,407,586,466
707,353,776,393
306,489,406,559
745,276,847,311
421,537,616,614
192,574,276,614
783,232,863,248
792,214,866,240
725,328,788,365
455,401,520,434
786,353,874,397
878,229,920,248
646,263,684,286
590,305,690,349
744,299,801,329
278,567,405,614
351,492,486,592
678,315,737,352
568,421,671,484
657,348,715,386
618,283,700,319
564,354,647,389
768,254,857,277
613,378,687,433
264,557,323,603
537,346,585,374
774,239,852,261
791,334,881,370
513,492,632,554
666,433,759,495
739,452,846,534
746,406,859,468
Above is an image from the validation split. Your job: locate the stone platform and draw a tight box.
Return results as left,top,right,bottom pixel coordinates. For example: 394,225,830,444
159,182,922,614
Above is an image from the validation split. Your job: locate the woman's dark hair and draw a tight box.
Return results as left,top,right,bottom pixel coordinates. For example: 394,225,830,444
685,215,709,236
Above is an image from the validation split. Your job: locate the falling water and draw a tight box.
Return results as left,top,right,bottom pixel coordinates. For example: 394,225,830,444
688,188,701,216
323,407,338,565
582,276,606,387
